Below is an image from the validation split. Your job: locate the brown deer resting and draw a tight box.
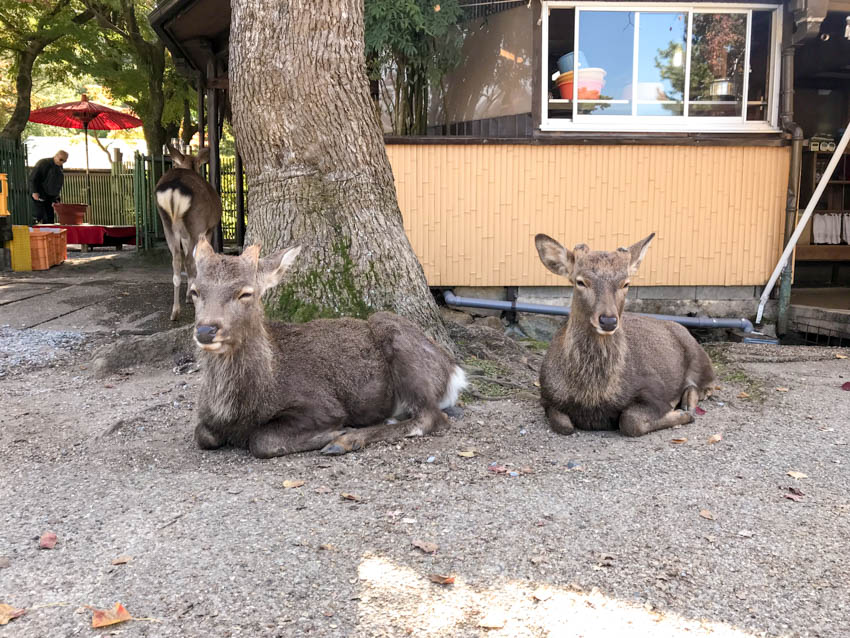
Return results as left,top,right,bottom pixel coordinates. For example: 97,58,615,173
189,238,468,458
155,144,223,321
534,233,715,437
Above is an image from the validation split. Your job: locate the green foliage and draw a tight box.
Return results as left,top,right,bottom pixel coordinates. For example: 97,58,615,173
365,0,464,135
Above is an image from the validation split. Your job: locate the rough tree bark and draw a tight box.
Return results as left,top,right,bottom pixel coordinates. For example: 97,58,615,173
229,0,448,344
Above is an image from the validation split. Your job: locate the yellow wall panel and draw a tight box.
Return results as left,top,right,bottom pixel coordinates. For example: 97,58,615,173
387,144,789,287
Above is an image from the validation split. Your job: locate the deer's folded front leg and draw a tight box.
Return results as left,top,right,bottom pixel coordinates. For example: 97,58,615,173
195,421,227,450
545,406,576,435
249,423,352,459
619,403,694,437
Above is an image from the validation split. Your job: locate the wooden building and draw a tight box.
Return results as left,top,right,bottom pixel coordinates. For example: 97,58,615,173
149,0,848,331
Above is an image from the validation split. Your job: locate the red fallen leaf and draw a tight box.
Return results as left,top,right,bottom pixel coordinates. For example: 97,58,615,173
0,603,26,625
428,574,455,585
90,602,132,628
787,487,804,497
784,493,803,502
340,492,362,502
694,406,706,416
412,539,438,554
487,465,508,474
39,532,57,549
842,382,850,391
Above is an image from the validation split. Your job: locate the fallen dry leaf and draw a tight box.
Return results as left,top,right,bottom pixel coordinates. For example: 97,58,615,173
787,471,808,480
694,406,706,415
842,382,850,391
835,354,847,359
314,486,332,494
775,387,790,392
427,573,455,585
283,480,305,489
737,391,750,399
787,486,804,496
340,492,361,502
457,450,476,458
707,433,723,444
319,543,338,552
784,492,803,502
90,602,132,628
487,465,508,474
737,530,754,538
671,437,688,444
111,555,132,565
0,604,26,625
39,532,57,549
411,539,438,554
699,509,715,520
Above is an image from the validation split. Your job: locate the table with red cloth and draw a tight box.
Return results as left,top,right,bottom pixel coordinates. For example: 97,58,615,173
33,224,136,251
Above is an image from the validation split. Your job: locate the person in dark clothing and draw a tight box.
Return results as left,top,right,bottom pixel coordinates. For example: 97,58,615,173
29,150,68,224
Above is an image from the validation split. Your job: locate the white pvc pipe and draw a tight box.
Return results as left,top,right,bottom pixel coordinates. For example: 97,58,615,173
756,122,850,324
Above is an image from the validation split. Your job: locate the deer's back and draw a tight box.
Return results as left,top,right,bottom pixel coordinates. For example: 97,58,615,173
265,317,396,425
155,168,222,235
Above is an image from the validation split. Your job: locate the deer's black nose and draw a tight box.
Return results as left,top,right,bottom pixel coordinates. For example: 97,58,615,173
196,324,218,344
598,315,618,332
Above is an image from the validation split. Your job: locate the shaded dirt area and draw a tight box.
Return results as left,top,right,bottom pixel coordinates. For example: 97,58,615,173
1,253,849,637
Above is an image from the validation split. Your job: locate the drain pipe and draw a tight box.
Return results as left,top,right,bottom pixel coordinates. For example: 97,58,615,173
777,46,804,335
443,290,755,333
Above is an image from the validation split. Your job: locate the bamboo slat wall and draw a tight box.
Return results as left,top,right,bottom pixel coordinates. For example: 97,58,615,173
387,144,790,287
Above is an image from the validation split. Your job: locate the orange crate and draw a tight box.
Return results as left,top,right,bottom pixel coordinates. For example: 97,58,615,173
46,229,67,265
29,230,51,270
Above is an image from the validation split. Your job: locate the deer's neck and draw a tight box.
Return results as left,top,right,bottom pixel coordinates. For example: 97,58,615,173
560,309,627,406
198,325,275,423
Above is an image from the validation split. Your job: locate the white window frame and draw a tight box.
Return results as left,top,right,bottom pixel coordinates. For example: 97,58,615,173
540,1,782,133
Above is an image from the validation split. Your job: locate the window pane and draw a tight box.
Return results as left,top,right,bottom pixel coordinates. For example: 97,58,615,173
547,8,576,121
636,12,687,116
577,11,634,116
747,11,772,121
689,13,747,117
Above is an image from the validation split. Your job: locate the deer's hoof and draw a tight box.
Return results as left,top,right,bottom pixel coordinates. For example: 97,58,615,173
320,443,348,456
170,309,180,321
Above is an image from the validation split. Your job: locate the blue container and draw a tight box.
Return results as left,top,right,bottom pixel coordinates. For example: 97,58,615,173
557,51,588,73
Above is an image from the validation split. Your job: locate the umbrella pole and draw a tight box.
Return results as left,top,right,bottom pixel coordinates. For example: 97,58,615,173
84,122,92,209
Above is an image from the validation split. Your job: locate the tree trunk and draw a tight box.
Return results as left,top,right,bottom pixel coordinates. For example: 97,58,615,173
141,46,167,155
229,0,448,345
0,44,42,141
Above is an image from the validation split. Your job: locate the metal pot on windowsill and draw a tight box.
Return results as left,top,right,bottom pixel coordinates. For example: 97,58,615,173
709,78,736,98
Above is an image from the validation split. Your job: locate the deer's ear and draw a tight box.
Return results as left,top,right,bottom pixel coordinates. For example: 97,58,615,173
625,233,655,275
196,147,210,167
258,246,302,293
166,143,183,163
194,235,215,262
535,234,575,278
240,244,261,266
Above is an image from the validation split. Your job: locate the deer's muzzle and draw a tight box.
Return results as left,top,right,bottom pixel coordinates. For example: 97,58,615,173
196,324,219,344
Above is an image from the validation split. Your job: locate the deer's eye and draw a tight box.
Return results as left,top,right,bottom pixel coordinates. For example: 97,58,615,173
622,281,630,289
237,290,254,301
189,289,199,299
575,279,587,288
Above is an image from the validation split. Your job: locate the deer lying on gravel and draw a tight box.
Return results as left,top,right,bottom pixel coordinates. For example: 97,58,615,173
155,144,222,321
534,232,715,437
190,237,467,458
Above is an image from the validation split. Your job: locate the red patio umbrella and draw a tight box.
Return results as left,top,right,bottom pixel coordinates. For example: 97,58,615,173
28,94,144,204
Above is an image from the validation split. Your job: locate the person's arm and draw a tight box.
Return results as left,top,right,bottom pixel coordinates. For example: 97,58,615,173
29,159,46,199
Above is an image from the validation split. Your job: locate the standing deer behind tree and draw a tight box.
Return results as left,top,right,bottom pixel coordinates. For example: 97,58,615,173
534,232,715,437
189,237,467,458
155,144,223,321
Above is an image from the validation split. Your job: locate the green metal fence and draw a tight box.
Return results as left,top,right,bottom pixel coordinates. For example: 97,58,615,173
0,138,30,225
63,168,135,226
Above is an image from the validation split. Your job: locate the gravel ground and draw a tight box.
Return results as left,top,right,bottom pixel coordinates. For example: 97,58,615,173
0,324,849,637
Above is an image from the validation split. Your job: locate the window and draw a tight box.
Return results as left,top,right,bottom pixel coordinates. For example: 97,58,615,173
542,3,780,132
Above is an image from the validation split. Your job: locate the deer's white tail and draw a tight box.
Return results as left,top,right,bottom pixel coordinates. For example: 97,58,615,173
439,365,468,409
156,187,193,223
